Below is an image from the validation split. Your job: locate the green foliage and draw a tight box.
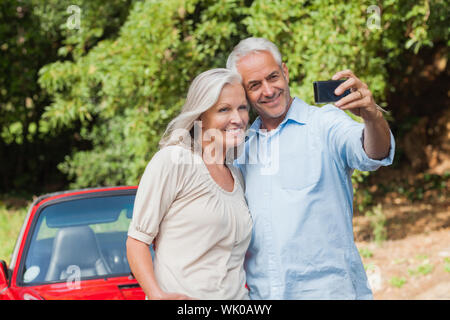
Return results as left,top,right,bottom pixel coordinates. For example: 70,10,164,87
39,0,247,187
0,1,51,143
389,276,407,288
383,172,449,203
444,258,450,273
244,1,386,104
363,262,375,271
408,254,434,276
408,262,433,276
365,204,387,245
381,0,449,60
33,0,447,187
352,170,373,212
358,247,374,259
0,202,28,263
0,0,80,192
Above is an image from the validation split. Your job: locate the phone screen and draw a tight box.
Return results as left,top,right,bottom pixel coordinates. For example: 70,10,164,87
313,80,351,103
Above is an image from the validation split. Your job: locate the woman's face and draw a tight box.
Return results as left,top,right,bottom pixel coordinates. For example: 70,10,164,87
199,82,249,154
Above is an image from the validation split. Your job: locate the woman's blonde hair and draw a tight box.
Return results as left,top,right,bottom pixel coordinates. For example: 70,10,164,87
159,68,242,151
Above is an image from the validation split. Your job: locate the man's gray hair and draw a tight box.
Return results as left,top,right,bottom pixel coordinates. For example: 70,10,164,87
226,37,283,73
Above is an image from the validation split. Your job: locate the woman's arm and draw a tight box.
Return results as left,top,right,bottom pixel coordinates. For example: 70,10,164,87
126,236,193,300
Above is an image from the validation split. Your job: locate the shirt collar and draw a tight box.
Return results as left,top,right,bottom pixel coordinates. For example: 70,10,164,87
246,97,308,141
280,97,308,126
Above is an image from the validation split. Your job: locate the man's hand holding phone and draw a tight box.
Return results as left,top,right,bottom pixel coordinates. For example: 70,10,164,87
314,69,384,122
326,69,391,160
330,69,380,121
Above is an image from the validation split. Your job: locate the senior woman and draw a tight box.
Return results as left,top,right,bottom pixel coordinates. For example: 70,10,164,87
126,69,252,300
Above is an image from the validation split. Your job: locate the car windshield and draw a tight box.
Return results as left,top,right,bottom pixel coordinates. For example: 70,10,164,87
20,194,153,285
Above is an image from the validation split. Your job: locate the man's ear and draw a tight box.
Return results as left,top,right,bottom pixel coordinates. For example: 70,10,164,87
281,62,289,83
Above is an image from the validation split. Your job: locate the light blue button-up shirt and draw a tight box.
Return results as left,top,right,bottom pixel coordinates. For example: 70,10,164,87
235,97,395,300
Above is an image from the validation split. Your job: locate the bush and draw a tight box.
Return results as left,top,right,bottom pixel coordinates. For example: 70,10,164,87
36,0,447,187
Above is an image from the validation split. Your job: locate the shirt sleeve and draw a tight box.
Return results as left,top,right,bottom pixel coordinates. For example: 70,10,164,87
321,104,396,171
127,146,187,245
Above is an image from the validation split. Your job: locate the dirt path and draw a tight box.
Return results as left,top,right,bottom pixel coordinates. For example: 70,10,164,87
356,228,450,299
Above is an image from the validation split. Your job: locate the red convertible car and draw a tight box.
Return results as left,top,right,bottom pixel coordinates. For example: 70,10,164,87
0,186,152,300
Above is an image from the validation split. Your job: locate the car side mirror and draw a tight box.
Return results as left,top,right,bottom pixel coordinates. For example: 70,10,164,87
0,260,9,287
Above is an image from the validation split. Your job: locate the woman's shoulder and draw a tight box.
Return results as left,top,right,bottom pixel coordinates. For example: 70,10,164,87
152,145,195,165
147,145,203,181
140,146,196,187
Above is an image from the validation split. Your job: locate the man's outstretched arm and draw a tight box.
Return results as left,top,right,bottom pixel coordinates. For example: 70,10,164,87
332,69,391,160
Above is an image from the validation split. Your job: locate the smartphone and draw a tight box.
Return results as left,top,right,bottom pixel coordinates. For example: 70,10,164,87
313,80,351,104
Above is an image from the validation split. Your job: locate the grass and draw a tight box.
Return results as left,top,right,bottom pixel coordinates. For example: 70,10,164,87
443,258,450,273
415,254,428,261
408,263,434,276
359,247,374,258
408,255,434,276
365,204,387,245
363,262,376,271
389,276,407,288
0,202,28,263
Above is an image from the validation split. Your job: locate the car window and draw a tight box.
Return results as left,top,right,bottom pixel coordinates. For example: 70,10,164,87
21,194,154,285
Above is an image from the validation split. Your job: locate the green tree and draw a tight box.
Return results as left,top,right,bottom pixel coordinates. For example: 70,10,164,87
36,0,448,188
39,0,247,187
0,0,135,193
0,0,67,192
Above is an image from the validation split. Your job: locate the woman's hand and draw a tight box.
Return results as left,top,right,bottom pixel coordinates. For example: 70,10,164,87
126,237,197,301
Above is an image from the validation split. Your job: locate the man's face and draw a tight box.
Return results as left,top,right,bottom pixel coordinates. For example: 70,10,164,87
236,51,291,129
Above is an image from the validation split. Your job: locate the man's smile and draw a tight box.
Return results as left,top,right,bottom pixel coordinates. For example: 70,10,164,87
259,90,282,107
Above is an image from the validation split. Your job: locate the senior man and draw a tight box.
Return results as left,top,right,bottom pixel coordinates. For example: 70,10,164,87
228,37,395,299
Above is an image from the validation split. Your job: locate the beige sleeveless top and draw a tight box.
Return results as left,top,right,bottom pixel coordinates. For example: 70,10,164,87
128,145,252,300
